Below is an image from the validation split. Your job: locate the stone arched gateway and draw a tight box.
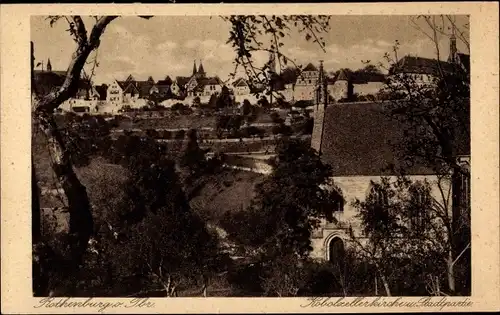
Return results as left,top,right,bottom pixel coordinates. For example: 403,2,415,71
324,233,346,263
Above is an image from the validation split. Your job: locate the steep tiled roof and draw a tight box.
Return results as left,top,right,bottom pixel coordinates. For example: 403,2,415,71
319,101,470,176
119,80,155,98
303,63,318,72
157,77,172,85
390,56,456,75
192,76,222,91
117,81,129,90
136,81,155,98
156,84,170,94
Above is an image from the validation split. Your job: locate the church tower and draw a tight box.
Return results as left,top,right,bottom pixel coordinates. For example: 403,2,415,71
46,58,52,72
192,60,197,76
311,60,327,153
197,60,206,77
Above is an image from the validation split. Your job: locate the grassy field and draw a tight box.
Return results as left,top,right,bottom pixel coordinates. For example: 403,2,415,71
190,169,265,222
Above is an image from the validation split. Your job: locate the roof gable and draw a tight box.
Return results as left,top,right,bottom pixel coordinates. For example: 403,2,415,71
233,78,249,87
303,63,318,72
122,82,140,94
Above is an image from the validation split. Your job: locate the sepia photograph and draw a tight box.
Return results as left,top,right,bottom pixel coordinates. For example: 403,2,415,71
28,13,474,299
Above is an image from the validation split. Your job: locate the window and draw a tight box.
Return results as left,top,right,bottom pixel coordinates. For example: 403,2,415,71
371,186,388,206
333,190,344,213
409,188,430,231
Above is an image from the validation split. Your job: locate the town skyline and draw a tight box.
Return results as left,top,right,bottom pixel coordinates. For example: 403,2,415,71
31,15,469,85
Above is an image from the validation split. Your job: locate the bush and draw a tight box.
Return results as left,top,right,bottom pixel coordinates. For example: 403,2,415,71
162,130,172,139
145,129,159,138
175,129,186,140
241,99,252,116
171,103,186,111
272,124,292,136
270,112,284,125
257,96,270,108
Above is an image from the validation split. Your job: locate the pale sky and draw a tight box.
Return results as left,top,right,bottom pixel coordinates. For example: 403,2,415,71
31,15,469,85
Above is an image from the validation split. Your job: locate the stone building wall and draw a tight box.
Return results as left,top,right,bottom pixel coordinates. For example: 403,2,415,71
309,174,452,260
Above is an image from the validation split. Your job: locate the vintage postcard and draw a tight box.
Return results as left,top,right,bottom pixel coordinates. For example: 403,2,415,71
1,2,499,313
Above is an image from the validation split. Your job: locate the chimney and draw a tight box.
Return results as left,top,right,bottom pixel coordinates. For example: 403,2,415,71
46,58,52,72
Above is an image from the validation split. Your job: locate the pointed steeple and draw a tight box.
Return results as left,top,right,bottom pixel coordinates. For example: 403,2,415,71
46,58,52,72
198,60,205,76
192,60,197,76
448,26,457,63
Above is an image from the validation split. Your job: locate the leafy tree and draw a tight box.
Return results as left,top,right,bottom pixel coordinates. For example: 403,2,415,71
241,99,252,116
192,96,201,107
348,176,461,296
32,14,332,294
171,102,186,111
216,86,233,109
355,64,383,75
257,96,270,108
371,15,470,295
270,111,284,124
207,94,218,110
227,115,244,136
215,115,230,138
88,135,223,296
240,138,338,257
180,129,209,178
174,129,186,140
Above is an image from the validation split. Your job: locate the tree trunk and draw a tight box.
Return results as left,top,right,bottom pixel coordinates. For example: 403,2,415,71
31,16,117,272
34,109,93,269
446,253,456,294
380,274,392,297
